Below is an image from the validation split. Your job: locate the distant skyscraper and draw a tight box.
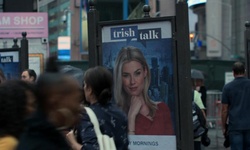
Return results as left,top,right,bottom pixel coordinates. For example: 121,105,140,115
189,0,250,60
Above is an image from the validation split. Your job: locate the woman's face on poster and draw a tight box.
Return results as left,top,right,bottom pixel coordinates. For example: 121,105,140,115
122,60,147,97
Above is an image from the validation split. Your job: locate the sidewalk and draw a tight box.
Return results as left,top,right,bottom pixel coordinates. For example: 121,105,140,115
203,127,230,150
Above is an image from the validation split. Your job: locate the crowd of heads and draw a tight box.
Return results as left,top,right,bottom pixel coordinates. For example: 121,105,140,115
35,56,83,129
0,45,247,149
0,55,117,146
0,80,35,138
0,57,82,144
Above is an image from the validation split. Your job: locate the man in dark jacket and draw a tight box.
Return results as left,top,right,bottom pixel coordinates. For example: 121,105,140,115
221,61,250,150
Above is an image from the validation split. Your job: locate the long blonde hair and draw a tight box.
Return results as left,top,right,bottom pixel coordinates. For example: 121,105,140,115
114,46,157,117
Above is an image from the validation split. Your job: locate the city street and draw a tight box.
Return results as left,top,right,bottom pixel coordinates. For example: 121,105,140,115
1,0,249,150
204,128,230,150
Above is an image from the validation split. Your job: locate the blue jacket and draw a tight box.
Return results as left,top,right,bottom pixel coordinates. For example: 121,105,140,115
77,102,129,150
17,110,71,150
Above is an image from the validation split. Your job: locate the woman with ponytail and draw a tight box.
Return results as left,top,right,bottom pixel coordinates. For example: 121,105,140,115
66,66,128,150
17,56,83,150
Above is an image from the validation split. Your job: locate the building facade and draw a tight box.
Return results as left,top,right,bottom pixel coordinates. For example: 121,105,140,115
39,0,82,60
189,0,250,60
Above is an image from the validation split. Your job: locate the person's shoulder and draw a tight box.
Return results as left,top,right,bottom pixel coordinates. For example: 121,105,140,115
193,91,205,109
194,90,201,98
110,103,127,116
0,136,18,150
222,82,232,91
223,79,239,90
108,102,128,120
90,102,127,119
244,78,250,82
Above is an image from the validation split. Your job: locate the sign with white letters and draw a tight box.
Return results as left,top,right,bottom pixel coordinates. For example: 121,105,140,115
0,13,48,38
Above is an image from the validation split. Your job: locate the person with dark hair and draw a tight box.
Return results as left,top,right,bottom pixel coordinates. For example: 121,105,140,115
191,78,207,150
18,81,37,116
17,56,83,150
21,69,37,83
0,68,5,84
221,61,250,150
0,80,36,150
66,66,128,150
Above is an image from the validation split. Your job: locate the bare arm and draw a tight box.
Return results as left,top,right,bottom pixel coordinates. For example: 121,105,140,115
128,96,142,135
221,104,229,135
66,130,82,150
201,109,206,119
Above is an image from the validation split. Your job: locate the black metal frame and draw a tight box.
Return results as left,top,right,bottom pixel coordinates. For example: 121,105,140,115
97,16,176,65
175,2,193,149
96,16,189,150
20,32,29,72
245,21,250,78
0,48,21,77
87,1,193,149
87,5,100,68
0,32,29,78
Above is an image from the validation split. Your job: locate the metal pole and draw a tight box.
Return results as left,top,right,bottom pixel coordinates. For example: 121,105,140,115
12,38,19,48
87,0,99,67
175,1,193,149
80,0,83,53
143,5,151,18
20,32,29,72
245,21,250,78
123,0,128,20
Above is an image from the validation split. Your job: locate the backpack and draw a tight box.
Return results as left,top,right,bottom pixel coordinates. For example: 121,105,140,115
192,91,207,139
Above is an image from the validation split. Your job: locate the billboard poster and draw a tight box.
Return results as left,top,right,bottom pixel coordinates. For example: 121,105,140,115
0,49,20,80
100,18,177,150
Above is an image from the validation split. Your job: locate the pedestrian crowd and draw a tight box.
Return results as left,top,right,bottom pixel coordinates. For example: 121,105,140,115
1,46,173,150
192,61,250,150
0,55,130,150
0,45,248,150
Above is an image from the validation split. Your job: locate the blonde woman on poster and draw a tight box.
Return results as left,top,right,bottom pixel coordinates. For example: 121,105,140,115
114,46,174,135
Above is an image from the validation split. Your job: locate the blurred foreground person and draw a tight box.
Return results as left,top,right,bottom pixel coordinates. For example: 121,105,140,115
21,69,37,83
17,57,82,150
0,80,36,150
66,66,128,150
60,65,84,87
0,68,5,84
